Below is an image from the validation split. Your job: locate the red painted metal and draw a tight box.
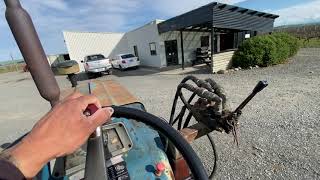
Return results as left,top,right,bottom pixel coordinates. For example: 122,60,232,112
155,162,166,176
173,157,190,180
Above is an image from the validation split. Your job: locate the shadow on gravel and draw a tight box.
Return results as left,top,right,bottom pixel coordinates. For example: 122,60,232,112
76,72,112,82
111,67,159,77
76,72,93,81
15,77,31,82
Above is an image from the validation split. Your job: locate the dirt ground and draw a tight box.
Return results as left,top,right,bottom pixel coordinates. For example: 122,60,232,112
0,48,319,179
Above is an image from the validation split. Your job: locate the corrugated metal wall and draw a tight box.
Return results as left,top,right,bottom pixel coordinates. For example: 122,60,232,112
157,5,213,33
158,3,276,34
212,50,234,73
212,7,274,32
63,31,128,71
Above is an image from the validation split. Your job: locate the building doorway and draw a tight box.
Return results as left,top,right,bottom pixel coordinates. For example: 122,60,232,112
133,45,139,58
220,33,234,51
164,40,178,66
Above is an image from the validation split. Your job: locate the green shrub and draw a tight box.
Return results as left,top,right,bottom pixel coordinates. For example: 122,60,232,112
232,33,299,68
299,38,320,48
273,33,299,56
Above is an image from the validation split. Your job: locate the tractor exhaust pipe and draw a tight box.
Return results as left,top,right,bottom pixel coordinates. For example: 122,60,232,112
4,0,60,107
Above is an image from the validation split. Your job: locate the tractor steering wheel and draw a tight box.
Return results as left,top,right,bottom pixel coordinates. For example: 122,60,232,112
110,106,209,180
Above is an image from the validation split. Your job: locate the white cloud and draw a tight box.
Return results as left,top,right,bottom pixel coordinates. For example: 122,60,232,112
33,0,68,11
0,0,249,60
271,0,320,26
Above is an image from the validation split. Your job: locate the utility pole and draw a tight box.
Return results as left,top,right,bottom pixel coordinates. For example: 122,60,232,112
10,53,18,72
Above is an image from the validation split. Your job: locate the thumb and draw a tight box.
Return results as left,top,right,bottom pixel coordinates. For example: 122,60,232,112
87,107,114,131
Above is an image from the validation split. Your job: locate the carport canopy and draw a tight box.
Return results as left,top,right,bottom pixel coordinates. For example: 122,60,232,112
158,2,279,34
157,2,279,70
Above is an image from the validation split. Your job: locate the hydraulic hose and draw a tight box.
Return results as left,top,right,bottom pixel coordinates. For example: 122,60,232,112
207,134,218,180
111,106,209,180
169,75,212,125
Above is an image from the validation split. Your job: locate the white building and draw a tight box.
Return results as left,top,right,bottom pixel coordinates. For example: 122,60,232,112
63,2,278,72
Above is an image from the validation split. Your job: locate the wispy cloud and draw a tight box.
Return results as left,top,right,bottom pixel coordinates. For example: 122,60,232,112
271,0,320,26
32,0,68,11
1,0,319,60
0,0,144,59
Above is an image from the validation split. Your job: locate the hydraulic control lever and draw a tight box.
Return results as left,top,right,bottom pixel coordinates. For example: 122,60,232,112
233,81,268,116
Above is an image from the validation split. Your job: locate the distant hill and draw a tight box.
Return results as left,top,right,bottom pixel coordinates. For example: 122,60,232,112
275,22,320,29
274,23,320,39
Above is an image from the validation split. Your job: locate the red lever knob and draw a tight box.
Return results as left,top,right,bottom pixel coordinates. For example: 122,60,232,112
155,162,166,176
84,104,99,116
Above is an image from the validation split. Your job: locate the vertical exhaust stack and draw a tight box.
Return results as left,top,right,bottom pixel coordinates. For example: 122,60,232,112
5,0,60,107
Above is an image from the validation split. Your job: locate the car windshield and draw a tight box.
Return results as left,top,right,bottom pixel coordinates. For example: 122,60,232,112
87,54,105,62
121,54,135,59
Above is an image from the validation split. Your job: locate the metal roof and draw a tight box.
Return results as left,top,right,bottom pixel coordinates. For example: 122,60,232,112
158,2,279,33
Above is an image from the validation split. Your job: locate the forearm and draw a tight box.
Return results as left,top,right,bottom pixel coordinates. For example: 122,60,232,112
0,93,112,179
0,135,53,179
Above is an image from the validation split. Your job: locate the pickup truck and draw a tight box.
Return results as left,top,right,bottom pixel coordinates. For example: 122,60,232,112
111,53,140,70
82,54,112,76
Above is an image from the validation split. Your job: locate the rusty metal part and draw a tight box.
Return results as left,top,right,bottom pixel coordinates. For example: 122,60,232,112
168,76,268,179
205,78,229,111
172,157,190,180
180,123,213,143
61,80,138,106
165,123,210,160
178,83,222,109
5,0,60,107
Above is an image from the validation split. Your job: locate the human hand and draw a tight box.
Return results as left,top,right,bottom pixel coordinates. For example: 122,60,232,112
5,92,113,178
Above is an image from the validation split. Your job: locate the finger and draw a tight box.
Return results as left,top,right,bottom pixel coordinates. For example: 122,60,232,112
86,107,114,131
76,95,102,110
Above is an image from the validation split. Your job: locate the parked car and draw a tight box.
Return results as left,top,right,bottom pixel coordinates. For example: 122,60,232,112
81,54,112,76
111,54,140,70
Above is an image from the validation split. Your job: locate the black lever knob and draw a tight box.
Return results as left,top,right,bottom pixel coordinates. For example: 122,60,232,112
233,80,268,114
252,81,268,94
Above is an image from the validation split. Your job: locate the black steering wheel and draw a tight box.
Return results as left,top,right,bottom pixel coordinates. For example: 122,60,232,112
111,106,209,180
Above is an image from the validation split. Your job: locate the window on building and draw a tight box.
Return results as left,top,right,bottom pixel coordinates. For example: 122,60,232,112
149,42,157,55
201,36,209,47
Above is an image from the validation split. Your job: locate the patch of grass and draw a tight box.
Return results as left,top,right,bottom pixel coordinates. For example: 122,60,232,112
0,64,24,74
299,38,320,48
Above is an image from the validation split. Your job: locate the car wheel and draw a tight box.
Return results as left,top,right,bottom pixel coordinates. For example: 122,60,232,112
108,70,112,75
119,65,123,71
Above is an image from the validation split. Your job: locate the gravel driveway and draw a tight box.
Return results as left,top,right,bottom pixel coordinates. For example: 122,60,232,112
107,48,320,179
0,48,319,179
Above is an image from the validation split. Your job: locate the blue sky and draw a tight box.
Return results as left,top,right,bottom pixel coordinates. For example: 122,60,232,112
0,0,320,61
